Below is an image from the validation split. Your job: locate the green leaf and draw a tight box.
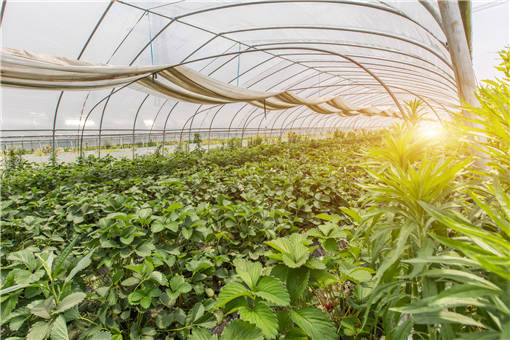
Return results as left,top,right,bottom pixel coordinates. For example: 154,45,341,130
266,234,310,268
373,223,412,285
286,268,309,302
309,269,338,287
65,248,95,283
0,284,31,295
170,276,192,294
37,252,54,281
215,282,252,308
421,269,502,291
12,269,45,285
54,236,80,274
390,319,413,340
305,257,326,270
391,284,500,314
55,292,86,313
28,298,55,319
254,277,290,306
140,296,152,309
50,315,69,340
121,277,139,287
135,241,155,257
412,311,487,328
124,263,144,275
190,328,218,340
234,258,262,290
182,228,193,240
345,268,372,283
221,320,263,340
239,300,278,339
150,271,169,286
225,297,249,315
283,327,308,340
136,208,153,220
404,255,479,267
290,307,338,340
26,321,50,340
315,214,332,221
89,331,113,340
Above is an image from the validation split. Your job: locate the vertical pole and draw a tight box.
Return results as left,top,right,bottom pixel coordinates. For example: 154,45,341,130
458,0,472,59
438,0,478,108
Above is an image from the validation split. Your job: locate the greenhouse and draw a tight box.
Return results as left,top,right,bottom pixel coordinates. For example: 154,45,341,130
1,0,509,339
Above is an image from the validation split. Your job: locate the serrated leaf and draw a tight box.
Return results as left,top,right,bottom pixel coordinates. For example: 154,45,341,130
136,208,152,220
254,277,290,306
26,321,50,340
283,327,308,340
266,234,310,268
50,315,69,340
215,282,251,308
234,258,262,290
135,241,155,257
12,268,45,285
190,328,218,340
170,276,192,294
286,268,309,302
28,298,55,319
89,330,113,340
221,320,263,340
150,271,169,286
121,277,139,287
290,307,337,340
55,292,86,313
65,248,95,283
225,297,249,315
305,257,326,270
238,300,278,339
282,251,308,268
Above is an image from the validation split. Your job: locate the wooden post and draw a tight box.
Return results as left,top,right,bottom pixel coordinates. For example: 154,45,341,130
458,0,472,59
438,0,479,109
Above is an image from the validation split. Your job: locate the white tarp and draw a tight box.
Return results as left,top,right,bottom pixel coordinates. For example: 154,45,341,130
0,48,399,118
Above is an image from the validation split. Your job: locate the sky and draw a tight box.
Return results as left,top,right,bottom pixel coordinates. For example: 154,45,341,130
472,0,510,81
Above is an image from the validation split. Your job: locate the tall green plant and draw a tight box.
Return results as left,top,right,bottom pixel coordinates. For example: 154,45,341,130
453,48,510,182
348,124,470,338
389,47,510,340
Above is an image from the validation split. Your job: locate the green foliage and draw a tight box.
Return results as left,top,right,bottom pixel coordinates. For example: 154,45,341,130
1,137,368,339
403,98,426,126
455,48,510,182
344,48,510,339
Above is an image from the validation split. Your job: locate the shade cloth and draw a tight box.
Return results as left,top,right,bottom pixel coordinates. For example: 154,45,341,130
0,48,400,118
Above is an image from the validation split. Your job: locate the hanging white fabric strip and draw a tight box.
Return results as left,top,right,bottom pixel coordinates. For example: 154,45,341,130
0,47,400,118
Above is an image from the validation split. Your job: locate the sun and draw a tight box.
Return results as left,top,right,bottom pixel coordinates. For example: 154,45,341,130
417,123,443,140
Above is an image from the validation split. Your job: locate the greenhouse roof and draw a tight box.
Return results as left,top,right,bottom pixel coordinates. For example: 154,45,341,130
1,0,459,143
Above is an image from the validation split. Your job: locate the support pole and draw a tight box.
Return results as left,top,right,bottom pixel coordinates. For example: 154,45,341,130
438,0,478,109
458,0,472,59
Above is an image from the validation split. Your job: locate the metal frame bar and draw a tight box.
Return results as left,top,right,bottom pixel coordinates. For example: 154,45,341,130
51,0,116,160
4,0,459,155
